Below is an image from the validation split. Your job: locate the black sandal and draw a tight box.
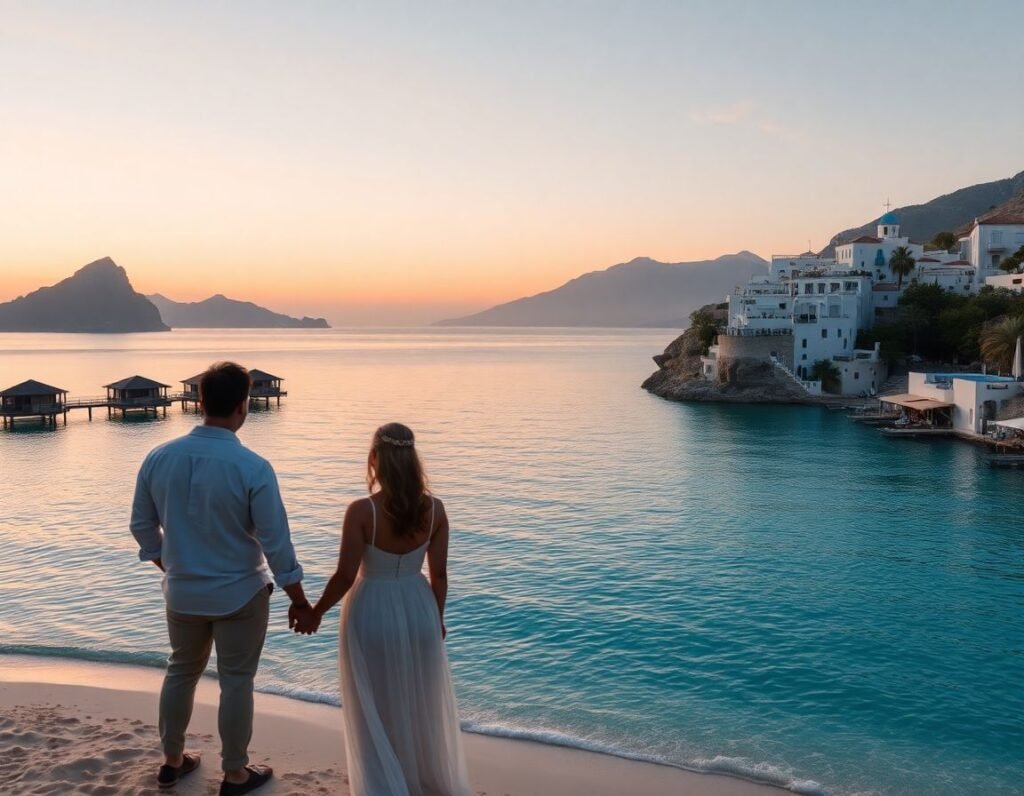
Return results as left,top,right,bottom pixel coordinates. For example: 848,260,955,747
219,764,274,796
157,752,201,789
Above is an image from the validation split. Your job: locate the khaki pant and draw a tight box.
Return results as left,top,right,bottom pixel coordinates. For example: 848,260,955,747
160,587,270,771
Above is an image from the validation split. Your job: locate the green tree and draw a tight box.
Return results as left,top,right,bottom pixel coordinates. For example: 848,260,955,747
930,231,957,251
809,359,842,393
901,304,930,356
937,304,986,363
997,245,1024,274
980,315,1024,372
688,308,719,354
889,246,917,289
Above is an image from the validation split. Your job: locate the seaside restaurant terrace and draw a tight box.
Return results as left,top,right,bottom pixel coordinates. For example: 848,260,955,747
0,379,68,428
879,393,954,429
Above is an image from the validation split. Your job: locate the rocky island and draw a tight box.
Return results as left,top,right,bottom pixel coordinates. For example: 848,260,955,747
0,257,169,333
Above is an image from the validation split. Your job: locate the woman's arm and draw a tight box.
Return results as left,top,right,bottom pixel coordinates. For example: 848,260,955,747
426,499,451,637
313,499,369,621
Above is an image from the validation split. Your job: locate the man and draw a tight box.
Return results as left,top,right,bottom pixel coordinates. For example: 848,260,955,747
130,362,318,795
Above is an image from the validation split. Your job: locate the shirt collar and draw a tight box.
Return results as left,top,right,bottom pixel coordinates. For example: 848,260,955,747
189,425,241,443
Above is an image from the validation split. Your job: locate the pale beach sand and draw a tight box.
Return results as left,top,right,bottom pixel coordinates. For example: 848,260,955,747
0,656,781,796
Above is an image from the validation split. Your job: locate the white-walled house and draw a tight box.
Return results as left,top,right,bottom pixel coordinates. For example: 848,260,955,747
768,253,835,281
835,343,885,396
985,272,1024,292
907,372,1023,434
957,214,1024,290
915,258,975,294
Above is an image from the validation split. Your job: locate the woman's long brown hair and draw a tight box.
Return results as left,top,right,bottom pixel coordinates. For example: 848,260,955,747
367,422,431,538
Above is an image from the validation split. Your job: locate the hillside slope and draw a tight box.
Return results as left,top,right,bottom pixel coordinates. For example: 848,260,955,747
823,170,1024,253
437,253,767,327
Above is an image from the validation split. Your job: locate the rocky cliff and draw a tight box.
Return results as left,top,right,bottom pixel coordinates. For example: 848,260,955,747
641,305,814,404
0,257,169,333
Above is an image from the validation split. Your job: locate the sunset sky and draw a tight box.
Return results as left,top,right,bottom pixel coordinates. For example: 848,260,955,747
2,1,1023,324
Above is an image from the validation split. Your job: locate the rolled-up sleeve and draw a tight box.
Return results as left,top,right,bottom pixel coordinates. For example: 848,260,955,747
129,457,164,562
250,461,303,587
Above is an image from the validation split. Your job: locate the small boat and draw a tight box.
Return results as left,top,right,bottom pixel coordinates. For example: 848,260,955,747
880,426,953,438
847,413,900,425
987,454,1024,468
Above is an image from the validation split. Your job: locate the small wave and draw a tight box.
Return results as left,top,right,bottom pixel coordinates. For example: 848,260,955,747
0,643,168,670
1,646,824,794
463,722,825,794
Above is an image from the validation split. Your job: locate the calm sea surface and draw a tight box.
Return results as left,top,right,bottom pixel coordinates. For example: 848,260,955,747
0,329,1021,795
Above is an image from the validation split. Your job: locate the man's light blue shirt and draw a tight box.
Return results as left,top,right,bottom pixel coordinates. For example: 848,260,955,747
129,425,303,616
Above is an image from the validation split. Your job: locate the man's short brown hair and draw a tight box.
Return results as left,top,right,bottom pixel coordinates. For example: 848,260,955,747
200,362,251,418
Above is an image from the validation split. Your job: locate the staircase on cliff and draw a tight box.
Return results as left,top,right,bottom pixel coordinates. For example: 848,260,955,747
770,356,823,396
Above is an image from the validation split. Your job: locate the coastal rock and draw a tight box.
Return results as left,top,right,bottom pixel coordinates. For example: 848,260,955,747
644,355,813,404
642,304,814,404
0,257,169,333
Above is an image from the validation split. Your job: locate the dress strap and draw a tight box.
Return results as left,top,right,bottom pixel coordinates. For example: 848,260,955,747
427,497,437,541
369,498,377,546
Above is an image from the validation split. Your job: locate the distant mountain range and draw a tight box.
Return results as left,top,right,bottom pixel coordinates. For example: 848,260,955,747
440,169,1024,327
0,257,168,333
437,252,768,327
823,170,1024,254
0,257,330,333
148,293,329,329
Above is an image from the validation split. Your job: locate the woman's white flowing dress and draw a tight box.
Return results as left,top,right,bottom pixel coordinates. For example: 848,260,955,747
339,499,472,796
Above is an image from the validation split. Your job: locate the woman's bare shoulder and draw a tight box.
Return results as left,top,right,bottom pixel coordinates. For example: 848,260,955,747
345,496,374,520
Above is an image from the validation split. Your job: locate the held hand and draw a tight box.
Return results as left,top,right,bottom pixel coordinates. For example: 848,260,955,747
288,603,321,635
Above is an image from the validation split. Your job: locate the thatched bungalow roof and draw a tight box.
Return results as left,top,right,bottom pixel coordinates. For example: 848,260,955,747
248,369,283,383
104,375,170,390
0,379,68,397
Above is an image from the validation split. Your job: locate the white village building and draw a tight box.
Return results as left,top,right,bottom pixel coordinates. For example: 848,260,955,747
959,213,1024,290
702,207,1024,397
903,372,1023,435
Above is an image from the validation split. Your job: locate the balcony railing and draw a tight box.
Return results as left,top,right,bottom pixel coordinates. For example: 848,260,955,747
720,326,793,337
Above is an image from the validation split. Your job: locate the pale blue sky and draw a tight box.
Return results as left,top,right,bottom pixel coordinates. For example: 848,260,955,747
1,1,1021,323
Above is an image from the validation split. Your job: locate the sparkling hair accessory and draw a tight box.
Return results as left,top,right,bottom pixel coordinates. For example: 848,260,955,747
378,433,414,448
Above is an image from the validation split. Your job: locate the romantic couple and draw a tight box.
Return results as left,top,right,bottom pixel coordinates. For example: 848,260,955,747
129,362,472,796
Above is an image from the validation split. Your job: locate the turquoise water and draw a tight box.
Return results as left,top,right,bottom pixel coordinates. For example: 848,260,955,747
0,329,1021,795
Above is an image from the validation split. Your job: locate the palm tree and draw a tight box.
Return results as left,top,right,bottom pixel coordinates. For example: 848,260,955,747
888,246,916,289
980,315,1024,372
810,359,841,393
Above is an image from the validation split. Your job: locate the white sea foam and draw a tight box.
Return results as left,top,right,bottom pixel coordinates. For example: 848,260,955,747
2,647,824,794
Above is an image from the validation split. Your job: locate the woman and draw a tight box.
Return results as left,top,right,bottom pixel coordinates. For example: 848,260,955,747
312,423,472,796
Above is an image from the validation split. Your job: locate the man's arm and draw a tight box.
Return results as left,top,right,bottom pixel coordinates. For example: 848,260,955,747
129,458,164,570
251,461,311,619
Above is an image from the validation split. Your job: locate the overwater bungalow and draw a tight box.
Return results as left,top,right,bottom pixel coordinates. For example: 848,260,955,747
179,369,287,409
104,375,172,417
0,380,68,428
180,373,203,409
248,369,287,407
